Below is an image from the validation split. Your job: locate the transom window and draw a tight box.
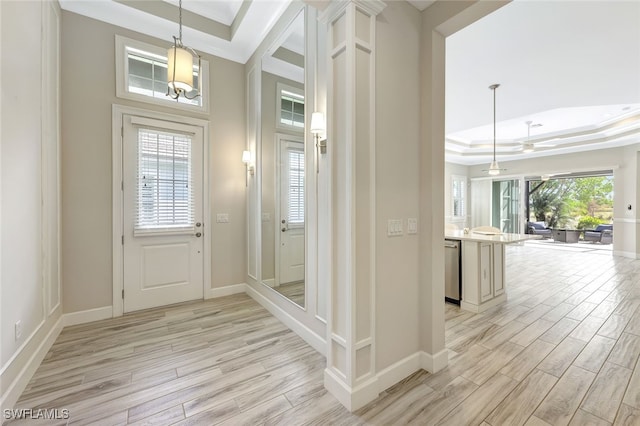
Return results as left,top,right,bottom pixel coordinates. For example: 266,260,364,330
116,36,209,113
276,82,304,130
136,128,193,231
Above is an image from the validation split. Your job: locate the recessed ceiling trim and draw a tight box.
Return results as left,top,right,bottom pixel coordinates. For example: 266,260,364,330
231,0,252,39
114,0,231,41
59,0,291,64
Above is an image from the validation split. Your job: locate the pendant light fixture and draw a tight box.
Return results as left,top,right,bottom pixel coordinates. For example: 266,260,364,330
167,0,202,101
487,83,503,176
522,120,534,153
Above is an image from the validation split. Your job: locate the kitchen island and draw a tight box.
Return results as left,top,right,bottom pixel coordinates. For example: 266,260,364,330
445,229,540,313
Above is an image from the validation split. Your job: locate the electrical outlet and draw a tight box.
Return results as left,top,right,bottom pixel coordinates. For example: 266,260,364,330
15,320,22,341
216,213,229,223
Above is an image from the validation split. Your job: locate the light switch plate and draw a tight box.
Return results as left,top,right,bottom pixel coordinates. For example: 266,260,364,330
216,213,229,223
407,218,418,235
387,219,403,237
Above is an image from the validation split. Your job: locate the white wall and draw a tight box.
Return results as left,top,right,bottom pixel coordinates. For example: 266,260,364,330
60,12,247,314
1,0,62,410
466,143,640,257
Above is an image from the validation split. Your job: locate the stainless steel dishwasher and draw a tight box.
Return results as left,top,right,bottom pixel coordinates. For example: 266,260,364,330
444,239,461,304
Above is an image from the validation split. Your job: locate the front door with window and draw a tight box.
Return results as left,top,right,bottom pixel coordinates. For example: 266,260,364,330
277,137,305,285
122,115,204,313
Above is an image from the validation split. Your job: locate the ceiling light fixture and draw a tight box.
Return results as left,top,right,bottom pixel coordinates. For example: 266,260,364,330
486,83,504,176
167,0,201,101
522,120,534,153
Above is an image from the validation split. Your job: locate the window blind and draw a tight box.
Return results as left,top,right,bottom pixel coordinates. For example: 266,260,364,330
288,149,304,224
136,129,193,231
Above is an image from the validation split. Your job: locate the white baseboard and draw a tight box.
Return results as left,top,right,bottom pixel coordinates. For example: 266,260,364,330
262,278,275,288
205,283,247,299
420,348,449,373
613,250,639,259
376,352,422,392
325,349,451,412
63,306,113,327
0,317,63,412
461,293,507,313
245,284,326,356
324,368,380,412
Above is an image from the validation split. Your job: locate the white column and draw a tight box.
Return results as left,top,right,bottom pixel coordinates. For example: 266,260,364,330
319,0,385,412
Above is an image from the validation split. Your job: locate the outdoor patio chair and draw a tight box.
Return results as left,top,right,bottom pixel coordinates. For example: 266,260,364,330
527,221,552,239
584,224,613,244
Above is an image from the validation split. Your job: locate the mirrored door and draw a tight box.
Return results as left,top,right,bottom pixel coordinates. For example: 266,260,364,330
259,8,306,308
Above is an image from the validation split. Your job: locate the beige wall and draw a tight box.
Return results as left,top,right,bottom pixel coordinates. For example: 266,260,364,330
374,0,422,371
61,11,246,314
1,0,62,408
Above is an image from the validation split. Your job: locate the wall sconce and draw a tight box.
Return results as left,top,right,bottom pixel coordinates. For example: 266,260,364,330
311,112,327,154
242,150,254,187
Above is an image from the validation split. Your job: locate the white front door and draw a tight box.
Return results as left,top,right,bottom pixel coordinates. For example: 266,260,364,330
277,137,305,285
122,115,204,313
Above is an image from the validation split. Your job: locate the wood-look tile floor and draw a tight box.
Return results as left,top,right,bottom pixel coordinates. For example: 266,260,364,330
13,242,640,425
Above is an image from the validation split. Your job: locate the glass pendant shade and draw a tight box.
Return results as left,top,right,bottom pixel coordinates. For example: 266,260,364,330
167,46,194,92
488,160,501,176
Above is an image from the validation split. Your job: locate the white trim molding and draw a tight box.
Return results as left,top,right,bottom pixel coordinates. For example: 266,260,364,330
205,284,247,299
0,317,63,412
324,349,450,412
614,251,640,259
111,104,211,317
62,306,113,327
420,349,449,374
245,285,326,356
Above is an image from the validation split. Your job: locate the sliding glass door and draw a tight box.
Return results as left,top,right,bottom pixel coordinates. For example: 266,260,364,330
492,179,520,233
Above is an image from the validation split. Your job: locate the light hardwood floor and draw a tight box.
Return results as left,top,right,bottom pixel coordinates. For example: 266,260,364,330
12,242,640,425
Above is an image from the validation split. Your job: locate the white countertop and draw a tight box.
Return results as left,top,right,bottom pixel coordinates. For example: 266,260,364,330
445,229,541,244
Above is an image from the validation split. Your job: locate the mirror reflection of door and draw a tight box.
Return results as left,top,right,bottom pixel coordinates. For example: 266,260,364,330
259,7,306,308
277,138,305,288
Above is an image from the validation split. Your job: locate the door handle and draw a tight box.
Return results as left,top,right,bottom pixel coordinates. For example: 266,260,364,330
195,232,202,237
281,228,286,232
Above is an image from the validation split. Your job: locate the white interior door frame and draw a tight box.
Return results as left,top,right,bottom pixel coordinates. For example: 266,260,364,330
112,104,211,317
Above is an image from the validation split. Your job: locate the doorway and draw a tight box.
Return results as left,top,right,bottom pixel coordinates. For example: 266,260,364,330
113,106,210,315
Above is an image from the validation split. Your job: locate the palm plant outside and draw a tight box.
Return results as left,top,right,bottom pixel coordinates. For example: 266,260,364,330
529,176,613,229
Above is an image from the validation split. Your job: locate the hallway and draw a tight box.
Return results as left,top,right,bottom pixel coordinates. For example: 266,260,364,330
15,244,640,424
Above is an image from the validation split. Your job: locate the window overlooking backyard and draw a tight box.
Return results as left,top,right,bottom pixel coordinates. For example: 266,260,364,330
526,172,613,230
